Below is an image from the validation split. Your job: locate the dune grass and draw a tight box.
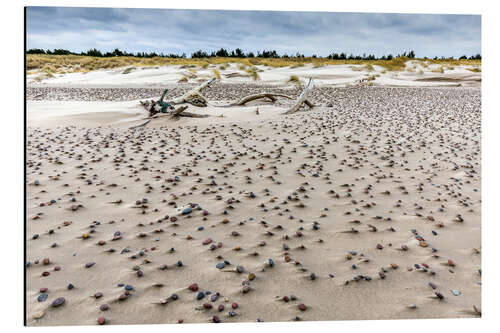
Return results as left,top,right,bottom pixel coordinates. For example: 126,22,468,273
288,74,301,85
26,54,481,75
245,67,260,80
431,66,445,73
212,68,221,80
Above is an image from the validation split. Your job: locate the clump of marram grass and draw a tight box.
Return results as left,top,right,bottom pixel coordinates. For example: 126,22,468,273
364,64,375,71
313,62,324,68
238,64,247,71
350,66,363,72
417,69,424,75
288,74,301,85
290,63,304,69
177,76,188,83
219,64,228,70
467,67,481,72
431,66,445,73
212,68,221,80
245,67,260,80
122,67,135,74
201,63,209,69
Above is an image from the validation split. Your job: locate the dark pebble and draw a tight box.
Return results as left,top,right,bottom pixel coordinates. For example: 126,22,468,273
51,297,65,307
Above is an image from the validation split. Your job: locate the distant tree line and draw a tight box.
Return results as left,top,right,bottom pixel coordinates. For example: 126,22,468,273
26,48,187,58
26,48,481,60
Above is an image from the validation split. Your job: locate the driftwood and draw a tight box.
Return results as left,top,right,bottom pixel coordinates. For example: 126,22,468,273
283,78,314,114
169,78,216,107
171,105,189,115
140,78,216,110
129,119,151,129
230,93,314,108
176,111,210,118
130,105,210,128
132,77,316,128
225,72,250,78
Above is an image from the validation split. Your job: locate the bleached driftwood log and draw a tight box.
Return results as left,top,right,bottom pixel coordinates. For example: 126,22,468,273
225,72,250,78
140,78,216,110
283,78,314,114
171,105,189,115
129,105,210,129
231,93,314,108
169,78,216,107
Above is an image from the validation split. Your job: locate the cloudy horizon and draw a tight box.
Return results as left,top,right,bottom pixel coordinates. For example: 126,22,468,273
26,7,481,58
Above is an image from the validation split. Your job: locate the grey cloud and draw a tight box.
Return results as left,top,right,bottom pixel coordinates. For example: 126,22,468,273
26,7,481,58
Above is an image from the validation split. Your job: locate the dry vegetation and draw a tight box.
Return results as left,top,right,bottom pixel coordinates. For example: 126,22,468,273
26,54,481,75
432,66,445,74
212,68,221,80
288,74,301,85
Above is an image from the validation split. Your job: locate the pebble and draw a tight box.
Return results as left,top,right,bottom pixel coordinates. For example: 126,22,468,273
51,297,66,307
33,311,45,319
182,207,192,215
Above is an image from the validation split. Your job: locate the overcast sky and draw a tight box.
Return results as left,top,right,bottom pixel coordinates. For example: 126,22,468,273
26,7,481,58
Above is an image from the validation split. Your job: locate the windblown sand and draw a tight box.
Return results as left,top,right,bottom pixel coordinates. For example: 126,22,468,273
26,84,481,326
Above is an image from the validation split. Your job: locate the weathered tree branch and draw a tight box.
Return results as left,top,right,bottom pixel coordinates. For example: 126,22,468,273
171,105,189,115
129,119,151,129
283,78,314,114
225,93,314,108
169,78,216,107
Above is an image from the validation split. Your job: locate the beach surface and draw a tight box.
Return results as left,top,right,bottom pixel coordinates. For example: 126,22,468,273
26,65,481,325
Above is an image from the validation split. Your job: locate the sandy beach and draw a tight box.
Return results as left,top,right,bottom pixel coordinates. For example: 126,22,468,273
26,65,481,325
